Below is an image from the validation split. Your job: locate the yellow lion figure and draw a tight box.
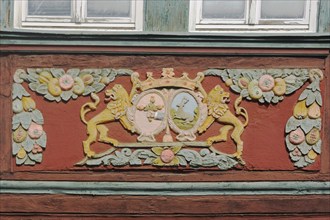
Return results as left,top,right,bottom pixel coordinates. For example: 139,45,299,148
80,84,135,157
198,85,248,162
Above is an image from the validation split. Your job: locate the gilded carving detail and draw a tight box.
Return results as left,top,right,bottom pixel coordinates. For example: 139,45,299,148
78,68,245,169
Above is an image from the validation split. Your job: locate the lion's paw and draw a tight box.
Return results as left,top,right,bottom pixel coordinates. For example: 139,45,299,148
206,138,214,146
111,140,119,146
86,150,96,158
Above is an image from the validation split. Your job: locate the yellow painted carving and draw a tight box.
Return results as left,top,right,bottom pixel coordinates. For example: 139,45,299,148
247,80,263,100
22,97,36,112
131,68,207,98
273,78,287,96
293,100,308,119
152,146,181,166
307,149,318,160
17,147,27,159
38,71,53,84
80,84,135,157
72,77,85,95
308,102,321,119
48,78,62,96
198,85,248,162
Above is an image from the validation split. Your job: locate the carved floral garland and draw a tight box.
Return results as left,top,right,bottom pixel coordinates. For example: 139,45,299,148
12,68,323,169
204,68,323,168
12,68,133,165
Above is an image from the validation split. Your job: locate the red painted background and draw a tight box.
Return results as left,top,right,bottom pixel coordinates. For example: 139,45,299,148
12,65,324,172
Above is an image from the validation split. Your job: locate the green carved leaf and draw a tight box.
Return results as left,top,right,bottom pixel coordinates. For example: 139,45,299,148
230,85,241,93
259,97,265,104
289,152,301,162
305,93,316,107
31,110,44,125
298,142,312,155
92,83,105,93
29,82,39,92
271,95,280,104
116,69,133,76
144,157,154,165
44,93,56,101
28,152,43,163
23,157,36,165
83,86,96,96
129,157,142,165
12,142,21,155
66,68,80,78
298,89,309,101
178,156,188,166
55,96,61,102
51,68,65,78
72,94,78,99
285,136,296,151
20,112,32,129
22,137,35,152
285,84,298,95
304,155,314,164
36,132,47,148
285,116,301,133
313,140,321,154
16,154,28,165
61,91,72,102
36,84,48,95
267,69,283,78
315,91,322,106
300,118,320,134
101,69,111,77
240,89,249,98
12,83,30,99
294,157,307,168
263,91,274,103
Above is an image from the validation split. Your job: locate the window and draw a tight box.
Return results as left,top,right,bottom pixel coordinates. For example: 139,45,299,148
189,0,319,32
14,0,143,31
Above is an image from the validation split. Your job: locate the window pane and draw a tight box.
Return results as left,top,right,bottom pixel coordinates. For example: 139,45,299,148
261,0,306,19
28,0,71,16
87,0,131,18
202,0,245,19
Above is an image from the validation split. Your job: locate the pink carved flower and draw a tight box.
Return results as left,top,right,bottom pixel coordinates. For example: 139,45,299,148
258,75,275,92
28,122,43,139
59,74,74,90
32,144,43,154
152,146,181,166
292,147,302,156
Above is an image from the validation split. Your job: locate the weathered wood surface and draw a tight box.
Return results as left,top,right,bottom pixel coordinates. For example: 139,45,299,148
1,194,329,216
144,0,189,32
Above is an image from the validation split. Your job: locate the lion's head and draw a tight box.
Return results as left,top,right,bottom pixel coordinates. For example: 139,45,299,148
105,84,129,102
207,85,230,118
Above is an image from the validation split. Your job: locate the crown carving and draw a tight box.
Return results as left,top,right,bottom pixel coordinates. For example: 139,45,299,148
131,68,205,92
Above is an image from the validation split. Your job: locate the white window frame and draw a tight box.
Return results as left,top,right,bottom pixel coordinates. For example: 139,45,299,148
189,0,319,33
14,0,143,32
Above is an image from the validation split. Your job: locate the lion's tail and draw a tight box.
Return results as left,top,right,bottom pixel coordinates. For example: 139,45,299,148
234,96,249,127
80,93,100,124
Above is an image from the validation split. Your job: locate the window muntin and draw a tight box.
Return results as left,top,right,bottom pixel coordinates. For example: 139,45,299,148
15,0,143,31
190,0,318,32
